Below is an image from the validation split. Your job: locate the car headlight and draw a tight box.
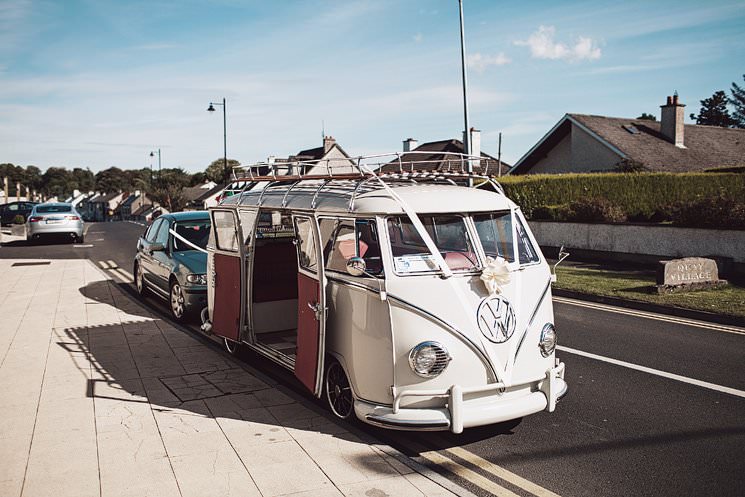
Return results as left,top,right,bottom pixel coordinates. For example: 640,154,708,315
186,274,207,285
539,323,556,357
408,341,451,378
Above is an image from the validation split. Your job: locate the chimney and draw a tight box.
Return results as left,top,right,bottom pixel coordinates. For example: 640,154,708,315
403,138,418,152
323,135,336,153
660,92,686,148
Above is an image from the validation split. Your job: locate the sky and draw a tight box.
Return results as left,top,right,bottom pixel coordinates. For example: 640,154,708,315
1,0,744,174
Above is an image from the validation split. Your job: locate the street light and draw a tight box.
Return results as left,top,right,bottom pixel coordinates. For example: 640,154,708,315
458,0,473,185
207,98,228,184
149,149,161,186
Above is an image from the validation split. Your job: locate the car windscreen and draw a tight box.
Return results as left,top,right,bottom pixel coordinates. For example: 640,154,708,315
387,215,479,273
473,212,515,262
36,205,72,214
172,220,211,251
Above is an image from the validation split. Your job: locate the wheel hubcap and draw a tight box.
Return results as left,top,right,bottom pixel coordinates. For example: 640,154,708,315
171,284,184,317
326,363,353,419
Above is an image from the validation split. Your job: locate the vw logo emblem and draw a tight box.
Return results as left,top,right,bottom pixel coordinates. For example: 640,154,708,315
476,296,516,343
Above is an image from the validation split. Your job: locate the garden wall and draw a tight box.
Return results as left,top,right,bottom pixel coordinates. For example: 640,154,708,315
530,221,745,274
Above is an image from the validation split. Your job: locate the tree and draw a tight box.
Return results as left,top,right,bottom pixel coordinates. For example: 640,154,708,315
41,167,73,198
689,90,736,127
150,168,192,211
95,167,130,193
71,168,95,193
636,113,656,121
730,74,745,128
205,158,241,183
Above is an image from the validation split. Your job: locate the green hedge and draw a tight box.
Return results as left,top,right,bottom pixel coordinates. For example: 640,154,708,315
498,172,745,221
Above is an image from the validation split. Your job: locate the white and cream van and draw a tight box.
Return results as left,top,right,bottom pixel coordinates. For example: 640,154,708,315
203,153,567,433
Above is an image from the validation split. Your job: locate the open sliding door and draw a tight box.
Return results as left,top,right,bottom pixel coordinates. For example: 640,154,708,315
210,210,242,343
292,215,327,396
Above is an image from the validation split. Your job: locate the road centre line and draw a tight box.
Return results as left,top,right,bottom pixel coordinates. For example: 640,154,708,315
443,446,561,497
553,296,745,336
557,345,745,399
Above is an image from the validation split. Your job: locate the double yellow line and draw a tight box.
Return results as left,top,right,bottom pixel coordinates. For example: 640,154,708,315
404,438,561,497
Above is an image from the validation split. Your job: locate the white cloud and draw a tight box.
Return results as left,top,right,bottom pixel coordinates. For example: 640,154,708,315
467,52,511,73
413,32,423,43
515,25,601,61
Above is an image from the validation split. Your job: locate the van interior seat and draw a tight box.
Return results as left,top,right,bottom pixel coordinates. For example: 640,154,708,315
444,251,477,271
253,239,298,302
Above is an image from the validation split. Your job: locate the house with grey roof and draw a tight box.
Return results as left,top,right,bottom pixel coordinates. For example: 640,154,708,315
511,94,745,174
271,136,355,175
379,130,510,176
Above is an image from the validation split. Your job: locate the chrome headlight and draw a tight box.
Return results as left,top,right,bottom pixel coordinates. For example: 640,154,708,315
539,323,556,357
186,274,207,285
408,341,451,378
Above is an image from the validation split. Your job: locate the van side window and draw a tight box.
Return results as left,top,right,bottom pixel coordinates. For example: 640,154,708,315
515,217,540,264
322,219,383,276
213,211,239,252
294,217,318,272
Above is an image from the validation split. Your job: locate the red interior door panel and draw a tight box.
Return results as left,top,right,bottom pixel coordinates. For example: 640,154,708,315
295,272,321,392
212,253,241,341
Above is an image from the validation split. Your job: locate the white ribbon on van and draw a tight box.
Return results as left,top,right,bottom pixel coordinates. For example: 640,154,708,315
169,228,209,254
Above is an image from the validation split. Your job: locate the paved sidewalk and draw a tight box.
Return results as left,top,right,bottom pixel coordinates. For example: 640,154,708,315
0,259,461,497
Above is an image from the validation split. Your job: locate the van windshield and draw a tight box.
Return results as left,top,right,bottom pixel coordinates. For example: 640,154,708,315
472,212,515,262
387,215,479,273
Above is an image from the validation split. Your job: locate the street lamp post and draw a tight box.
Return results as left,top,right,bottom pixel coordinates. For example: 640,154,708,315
149,149,161,186
207,98,228,184
458,0,473,185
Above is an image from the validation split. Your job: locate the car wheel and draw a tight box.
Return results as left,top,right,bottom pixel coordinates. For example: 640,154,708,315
325,359,354,420
134,262,148,297
169,280,187,321
77,234,84,243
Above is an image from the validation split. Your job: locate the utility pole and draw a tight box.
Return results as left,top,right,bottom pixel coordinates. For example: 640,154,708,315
458,0,472,185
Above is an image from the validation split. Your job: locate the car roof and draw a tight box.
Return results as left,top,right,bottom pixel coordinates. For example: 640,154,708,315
162,211,210,222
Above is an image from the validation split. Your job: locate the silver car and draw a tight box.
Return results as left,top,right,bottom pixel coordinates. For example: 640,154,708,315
26,203,85,243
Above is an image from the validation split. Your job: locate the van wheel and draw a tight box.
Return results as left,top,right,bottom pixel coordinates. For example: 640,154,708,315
324,360,354,420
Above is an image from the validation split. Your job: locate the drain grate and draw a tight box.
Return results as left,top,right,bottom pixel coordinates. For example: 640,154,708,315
11,261,51,267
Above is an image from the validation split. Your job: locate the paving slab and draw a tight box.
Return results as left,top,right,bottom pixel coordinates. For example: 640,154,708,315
0,259,463,497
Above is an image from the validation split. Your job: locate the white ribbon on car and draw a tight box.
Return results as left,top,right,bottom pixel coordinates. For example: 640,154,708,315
480,256,511,295
169,228,208,254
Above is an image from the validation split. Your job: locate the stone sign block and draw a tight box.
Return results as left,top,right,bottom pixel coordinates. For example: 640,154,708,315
656,257,727,293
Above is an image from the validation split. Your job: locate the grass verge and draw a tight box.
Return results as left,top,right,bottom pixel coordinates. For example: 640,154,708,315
553,265,745,319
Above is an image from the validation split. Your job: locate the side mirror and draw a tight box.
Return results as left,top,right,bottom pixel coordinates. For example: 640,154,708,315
346,257,367,277
550,245,570,282
150,243,165,252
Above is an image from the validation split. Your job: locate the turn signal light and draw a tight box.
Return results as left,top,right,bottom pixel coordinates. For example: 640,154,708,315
29,216,43,223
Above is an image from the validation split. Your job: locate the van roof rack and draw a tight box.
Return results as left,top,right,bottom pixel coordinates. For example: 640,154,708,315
227,151,505,210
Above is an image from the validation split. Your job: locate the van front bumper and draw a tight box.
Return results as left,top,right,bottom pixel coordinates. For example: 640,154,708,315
356,361,567,434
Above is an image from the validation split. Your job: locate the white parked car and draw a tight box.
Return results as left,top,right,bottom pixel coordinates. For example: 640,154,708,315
203,152,567,433
26,202,84,243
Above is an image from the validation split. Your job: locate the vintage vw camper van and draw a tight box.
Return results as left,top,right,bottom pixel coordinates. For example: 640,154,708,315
203,153,567,433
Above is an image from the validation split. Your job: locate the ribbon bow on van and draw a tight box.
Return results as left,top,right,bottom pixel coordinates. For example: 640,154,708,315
480,256,511,295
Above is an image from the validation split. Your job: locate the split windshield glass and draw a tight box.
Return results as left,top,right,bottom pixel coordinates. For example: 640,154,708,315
387,215,479,273
473,212,515,262
173,220,211,251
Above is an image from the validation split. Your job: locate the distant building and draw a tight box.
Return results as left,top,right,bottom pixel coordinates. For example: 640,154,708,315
511,94,745,174
182,181,221,211
271,136,355,175
378,130,510,176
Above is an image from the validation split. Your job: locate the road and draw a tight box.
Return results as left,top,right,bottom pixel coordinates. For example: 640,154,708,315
2,220,744,497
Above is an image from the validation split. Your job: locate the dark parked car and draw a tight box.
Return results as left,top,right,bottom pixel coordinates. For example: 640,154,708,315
133,211,210,321
1,201,37,226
